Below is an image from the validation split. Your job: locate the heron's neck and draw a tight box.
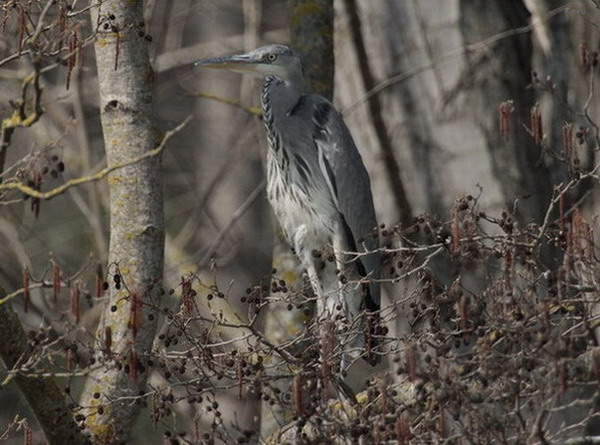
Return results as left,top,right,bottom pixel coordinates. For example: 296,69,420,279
261,76,302,161
262,76,303,116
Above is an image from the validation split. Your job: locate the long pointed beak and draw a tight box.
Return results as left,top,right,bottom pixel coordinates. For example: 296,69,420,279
194,54,262,73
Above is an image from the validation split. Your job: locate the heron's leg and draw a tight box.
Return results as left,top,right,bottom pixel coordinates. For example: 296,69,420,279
332,231,366,370
299,248,350,374
293,227,345,371
331,230,355,316
331,233,356,365
332,232,360,371
292,225,328,316
304,259,326,316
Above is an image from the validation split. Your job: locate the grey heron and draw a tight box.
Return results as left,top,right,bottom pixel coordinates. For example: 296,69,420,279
195,44,381,366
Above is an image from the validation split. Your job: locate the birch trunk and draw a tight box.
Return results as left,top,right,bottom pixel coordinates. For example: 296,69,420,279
80,1,164,442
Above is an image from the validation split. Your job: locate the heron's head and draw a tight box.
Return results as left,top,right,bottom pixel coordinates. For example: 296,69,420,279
194,44,304,84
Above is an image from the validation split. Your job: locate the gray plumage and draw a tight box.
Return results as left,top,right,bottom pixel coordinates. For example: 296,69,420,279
196,44,380,365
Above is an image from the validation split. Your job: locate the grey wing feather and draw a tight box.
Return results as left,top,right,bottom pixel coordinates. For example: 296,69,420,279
309,96,381,309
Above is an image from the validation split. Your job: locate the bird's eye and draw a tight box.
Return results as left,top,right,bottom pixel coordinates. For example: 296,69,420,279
267,53,277,62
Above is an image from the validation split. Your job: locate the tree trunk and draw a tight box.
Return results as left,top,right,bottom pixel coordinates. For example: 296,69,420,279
341,0,413,227
290,0,334,101
460,0,552,224
80,1,164,442
0,288,85,444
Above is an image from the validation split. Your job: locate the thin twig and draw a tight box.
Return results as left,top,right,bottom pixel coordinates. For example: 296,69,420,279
0,116,193,200
190,91,262,116
199,178,266,266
